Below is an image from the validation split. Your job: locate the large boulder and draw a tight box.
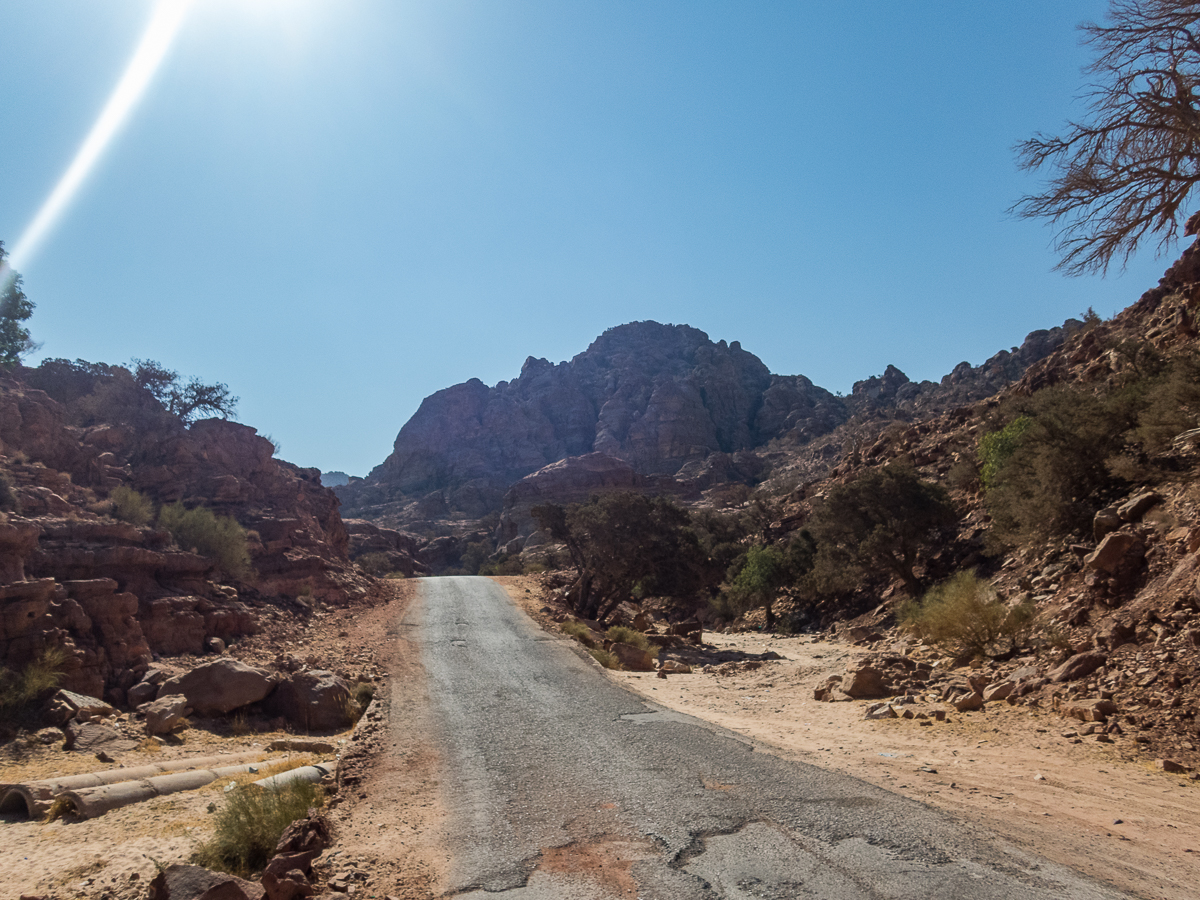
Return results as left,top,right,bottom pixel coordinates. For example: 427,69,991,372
158,659,275,716
264,669,353,731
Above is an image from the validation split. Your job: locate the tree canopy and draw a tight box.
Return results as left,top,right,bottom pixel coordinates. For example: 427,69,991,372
132,359,238,424
0,242,35,369
532,492,710,621
1014,0,1200,274
809,462,957,596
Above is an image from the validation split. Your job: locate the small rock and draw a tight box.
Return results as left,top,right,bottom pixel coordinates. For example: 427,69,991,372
952,692,984,712
1157,759,1191,774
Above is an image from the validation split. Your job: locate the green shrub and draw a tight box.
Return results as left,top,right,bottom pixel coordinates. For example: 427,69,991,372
605,626,659,659
899,571,1035,659
982,387,1134,544
193,779,323,877
109,485,154,526
561,620,597,647
159,502,252,579
978,416,1033,489
588,648,619,669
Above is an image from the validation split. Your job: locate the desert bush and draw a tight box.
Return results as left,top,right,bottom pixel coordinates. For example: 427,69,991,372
353,681,375,709
479,554,525,576
561,620,597,647
193,778,323,876
899,571,1034,659
588,648,619,669
605,625,659,658
0,472,19,513
159,502,252,579
109,485,154,526
355,551,395,577
0,647,67,730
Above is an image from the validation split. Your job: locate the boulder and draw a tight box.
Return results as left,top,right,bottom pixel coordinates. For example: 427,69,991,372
63,721,137,753
1118,491,1161,522
1092,506,1122,541
982,681,1015,703
952,692,984,712
841,665,889,699
159,659,275,716
609,642,655,672
140,695,192,735
865,702,898,720
264,670,353,731
148,864,263,900
1049,651,1107,683
1061,698,1117,724
1085,533,1137,574
657,659,692,674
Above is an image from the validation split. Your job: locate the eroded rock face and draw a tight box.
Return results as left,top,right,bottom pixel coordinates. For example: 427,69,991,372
340,322,844,518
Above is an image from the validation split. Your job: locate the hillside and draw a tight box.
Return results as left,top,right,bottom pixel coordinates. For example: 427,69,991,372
337,318,1077,535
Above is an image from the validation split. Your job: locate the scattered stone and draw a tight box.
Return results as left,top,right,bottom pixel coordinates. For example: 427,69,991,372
841,665,889,699
206,637,226,655
1049,652,1107,683
140,695,192,735
982,681,1015,703
1118,491,1161,522
1061,697,1117,724
865,702,897,720
952,692,984,712
1157,759,1191,774
1085,532,1141,574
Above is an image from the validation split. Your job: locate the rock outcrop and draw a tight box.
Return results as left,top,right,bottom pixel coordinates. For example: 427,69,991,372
0,362,368,706
339,319,1077,528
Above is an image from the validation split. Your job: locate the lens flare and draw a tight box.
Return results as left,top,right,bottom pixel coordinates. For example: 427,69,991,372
4,0,193,279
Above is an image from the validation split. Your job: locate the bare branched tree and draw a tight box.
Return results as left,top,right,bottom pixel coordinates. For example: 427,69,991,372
1013,0,1200,275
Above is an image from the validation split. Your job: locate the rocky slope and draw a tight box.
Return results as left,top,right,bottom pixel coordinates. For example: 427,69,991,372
0,361,383,708
339,319,1076,534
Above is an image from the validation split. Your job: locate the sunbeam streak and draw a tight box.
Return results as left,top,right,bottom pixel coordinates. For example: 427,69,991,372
5,0,193,278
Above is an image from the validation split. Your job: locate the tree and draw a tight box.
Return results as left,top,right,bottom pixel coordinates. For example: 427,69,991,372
721,533,815,629
0,242,35,369
1013,0,1200,274
132,359,238,424
532,493,710,621
809,462,957,596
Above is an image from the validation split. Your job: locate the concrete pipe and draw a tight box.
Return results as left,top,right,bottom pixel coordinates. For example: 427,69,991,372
250,761,336,791
0,750,266,819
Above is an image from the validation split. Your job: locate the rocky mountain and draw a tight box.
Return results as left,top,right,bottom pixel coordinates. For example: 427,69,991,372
338,319,1078,530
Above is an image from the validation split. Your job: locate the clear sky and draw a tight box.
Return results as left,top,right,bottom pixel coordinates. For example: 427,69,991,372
0,1,1179,476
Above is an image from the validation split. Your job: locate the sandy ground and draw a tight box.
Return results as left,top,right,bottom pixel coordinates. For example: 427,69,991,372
0,580,424,900
494,576,1200,900
0,730,328,900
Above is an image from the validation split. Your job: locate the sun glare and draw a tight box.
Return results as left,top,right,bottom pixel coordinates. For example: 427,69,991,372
5,0,194,276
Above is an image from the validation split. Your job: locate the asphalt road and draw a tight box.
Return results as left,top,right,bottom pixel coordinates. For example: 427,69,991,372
412,577,1131,899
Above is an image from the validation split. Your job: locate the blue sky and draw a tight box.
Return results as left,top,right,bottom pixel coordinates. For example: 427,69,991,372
0,1,1178,475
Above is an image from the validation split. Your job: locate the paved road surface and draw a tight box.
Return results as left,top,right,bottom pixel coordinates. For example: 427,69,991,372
410,577,1130,899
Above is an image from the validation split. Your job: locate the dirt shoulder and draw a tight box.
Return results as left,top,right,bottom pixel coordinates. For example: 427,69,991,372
492,576,1200,900
0,579,444,900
